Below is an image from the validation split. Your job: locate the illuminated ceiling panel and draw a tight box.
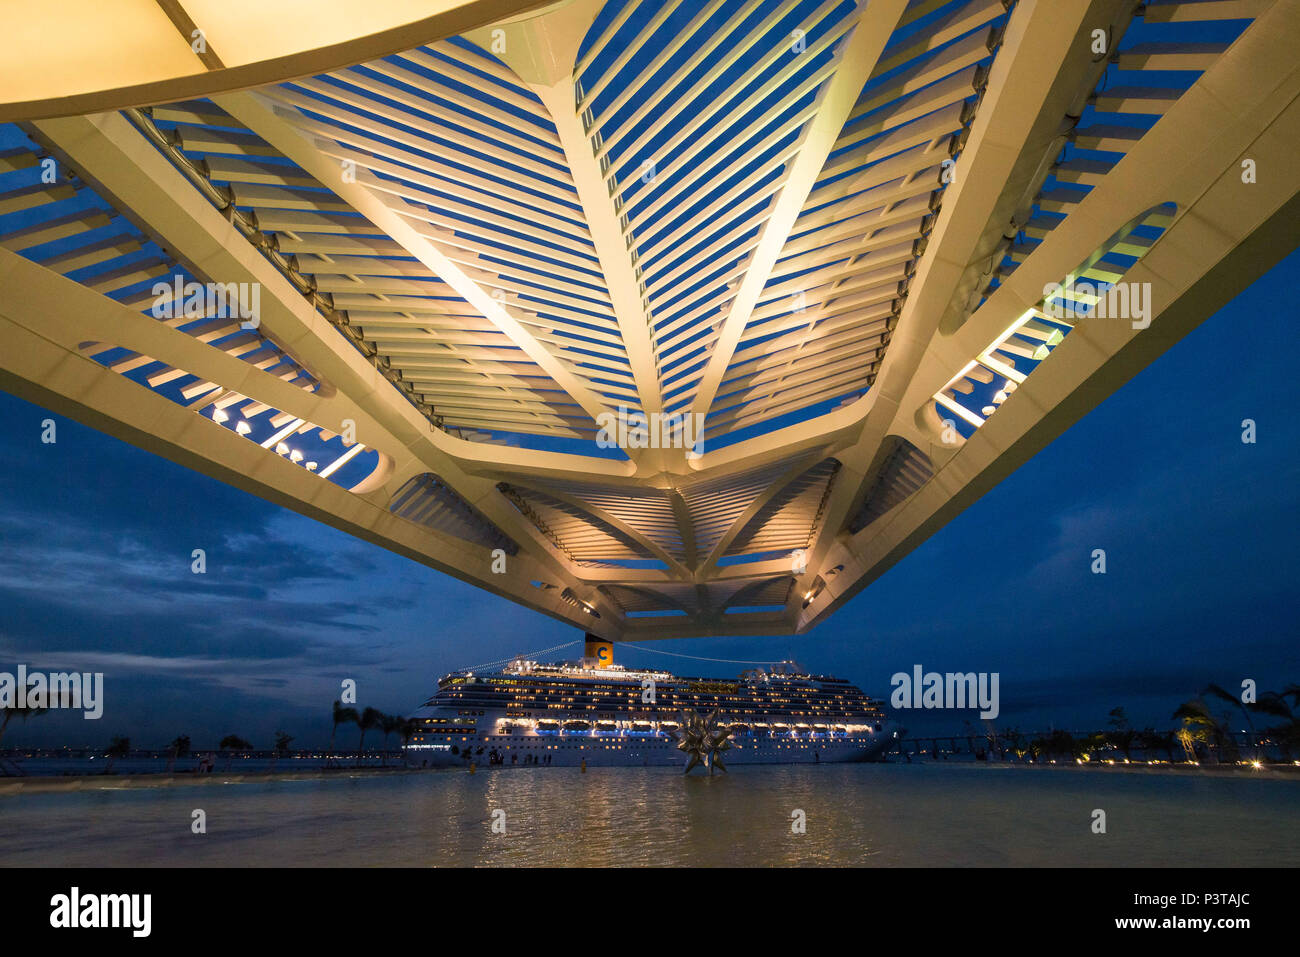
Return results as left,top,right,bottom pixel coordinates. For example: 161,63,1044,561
0,0,1296,639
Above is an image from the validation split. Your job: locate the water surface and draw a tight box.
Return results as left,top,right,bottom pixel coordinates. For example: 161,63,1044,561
2,763,1295,866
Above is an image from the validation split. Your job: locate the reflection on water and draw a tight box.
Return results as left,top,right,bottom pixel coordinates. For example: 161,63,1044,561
2,763,1296,867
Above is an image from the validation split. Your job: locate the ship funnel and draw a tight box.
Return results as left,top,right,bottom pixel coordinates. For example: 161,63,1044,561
584,633,613,668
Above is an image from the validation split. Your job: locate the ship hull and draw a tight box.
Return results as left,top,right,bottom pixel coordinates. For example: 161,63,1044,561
405,728,896,768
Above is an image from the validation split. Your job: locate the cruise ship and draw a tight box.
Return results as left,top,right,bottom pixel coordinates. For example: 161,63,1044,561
404,636,897,770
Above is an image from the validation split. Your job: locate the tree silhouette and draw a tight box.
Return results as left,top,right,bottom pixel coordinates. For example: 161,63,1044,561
104,735,130,773
1204,683,1253,759
1252,688,1300,761
329,701,359,768
356,707,382,766
0,703,48,747
166,734,191,773
378,713,401,766
219,735,252,772
1173,698,1230,763
398,718,418,766
270,731,293,772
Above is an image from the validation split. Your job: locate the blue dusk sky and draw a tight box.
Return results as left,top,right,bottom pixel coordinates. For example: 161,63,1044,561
1,249,1296,749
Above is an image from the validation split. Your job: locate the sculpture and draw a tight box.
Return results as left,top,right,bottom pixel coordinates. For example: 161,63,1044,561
670,710,733,774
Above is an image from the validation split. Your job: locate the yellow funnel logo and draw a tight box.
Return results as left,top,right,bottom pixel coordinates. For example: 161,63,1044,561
585,639,613,665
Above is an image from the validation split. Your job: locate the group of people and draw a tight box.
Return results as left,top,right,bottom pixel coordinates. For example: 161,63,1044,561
482,748,553,766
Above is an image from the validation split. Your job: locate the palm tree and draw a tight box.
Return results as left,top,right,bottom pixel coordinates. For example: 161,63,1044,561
378,714,402,766
329,701,358,768
1173,698,1230,763
398,718,418,767
1204,683,1255,759
1157,729,1178,762
104,735,130,774
355,707,382,766
0,703,48,748
270,731,293,772
1104,708,1136,759
219,735,252,772
1046,729,1079,761
1281,684,1300,708
1110,728,1136,759
1135,728,1172,762
982,720,1005,760
1079,731,1108,761
166,734,191,773
1252,688,1300,761
1002,728,1028,762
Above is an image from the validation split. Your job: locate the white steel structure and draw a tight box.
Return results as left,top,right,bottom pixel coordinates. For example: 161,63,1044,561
0,0,1296,640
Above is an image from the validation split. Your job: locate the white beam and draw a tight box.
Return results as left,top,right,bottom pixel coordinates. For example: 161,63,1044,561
688,0,910,421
